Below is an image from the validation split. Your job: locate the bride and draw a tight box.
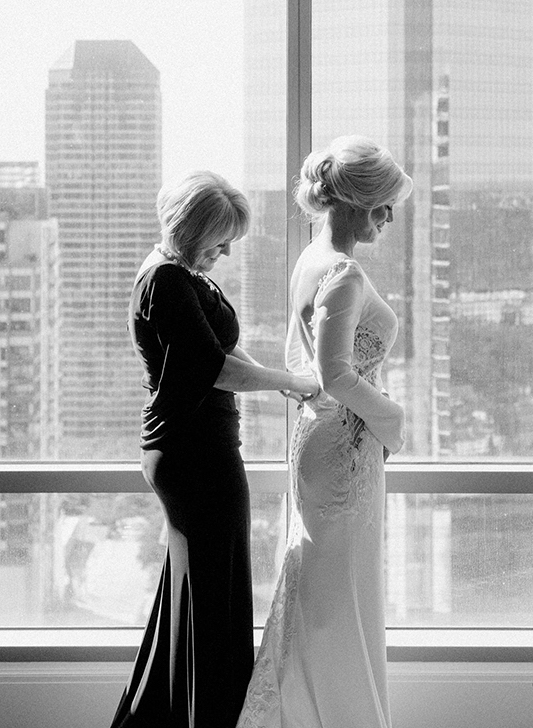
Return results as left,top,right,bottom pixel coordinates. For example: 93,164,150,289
237,135,413,728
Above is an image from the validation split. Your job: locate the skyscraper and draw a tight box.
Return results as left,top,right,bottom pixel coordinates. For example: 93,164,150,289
243,0,533,459
45,40,162,459
0,167,55,590
0,177,51,459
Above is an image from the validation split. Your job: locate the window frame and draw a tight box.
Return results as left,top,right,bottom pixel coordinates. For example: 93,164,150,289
1,0,532,665
1,462,533,663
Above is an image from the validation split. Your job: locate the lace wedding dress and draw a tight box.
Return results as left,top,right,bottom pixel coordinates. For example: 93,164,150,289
237,258,404,728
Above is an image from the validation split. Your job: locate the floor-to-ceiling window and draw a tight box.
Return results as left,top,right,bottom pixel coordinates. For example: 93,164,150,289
312,0,533,633
0,0,532,654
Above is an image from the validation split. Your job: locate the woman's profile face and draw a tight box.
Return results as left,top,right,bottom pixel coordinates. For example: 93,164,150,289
353,200,395,244
193,237,232,272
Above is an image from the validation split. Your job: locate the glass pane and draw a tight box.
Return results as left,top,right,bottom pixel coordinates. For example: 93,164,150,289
312,0,533,460
0,491,286,628
385,494,533,627
0,0,287,461
212,0,287,461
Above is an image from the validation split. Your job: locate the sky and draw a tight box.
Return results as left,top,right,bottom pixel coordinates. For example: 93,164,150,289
0,0,245,185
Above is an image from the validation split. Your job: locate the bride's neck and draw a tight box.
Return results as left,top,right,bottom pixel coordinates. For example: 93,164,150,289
314,209,356,257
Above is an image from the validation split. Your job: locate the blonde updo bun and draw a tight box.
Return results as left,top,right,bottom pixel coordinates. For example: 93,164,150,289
295,135,412,218
295,152,335,214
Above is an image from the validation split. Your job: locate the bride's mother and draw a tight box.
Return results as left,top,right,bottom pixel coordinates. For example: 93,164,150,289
110,171,317,728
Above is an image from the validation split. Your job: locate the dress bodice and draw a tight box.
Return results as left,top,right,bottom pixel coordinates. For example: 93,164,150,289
289,258,398,390
287,256,404,455
129,260,240,449
313,259,398,387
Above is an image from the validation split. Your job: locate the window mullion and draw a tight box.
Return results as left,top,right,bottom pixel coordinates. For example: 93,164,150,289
285,0,313,464
286,0,312,264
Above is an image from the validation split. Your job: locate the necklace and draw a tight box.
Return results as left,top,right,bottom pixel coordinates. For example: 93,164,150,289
154,243,218,291
154,243,184,265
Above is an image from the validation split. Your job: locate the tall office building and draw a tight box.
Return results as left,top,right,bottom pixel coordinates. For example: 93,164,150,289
0,170,57,602
0,180,51,459
243,0,533,459
45,40,162,459
401,0,533,457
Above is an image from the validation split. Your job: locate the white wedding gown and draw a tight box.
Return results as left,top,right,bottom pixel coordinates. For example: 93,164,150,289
237,257,404,728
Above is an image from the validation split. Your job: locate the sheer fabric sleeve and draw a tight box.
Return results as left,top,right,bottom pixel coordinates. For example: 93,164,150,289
314,262,405,453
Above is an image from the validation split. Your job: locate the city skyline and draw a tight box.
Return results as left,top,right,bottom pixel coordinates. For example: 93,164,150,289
0,1,532,462
0,0,245,186
241,0,533,458
0,0,532,634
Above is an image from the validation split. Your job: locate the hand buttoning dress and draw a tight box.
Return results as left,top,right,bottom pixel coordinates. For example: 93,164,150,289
237,257,404,728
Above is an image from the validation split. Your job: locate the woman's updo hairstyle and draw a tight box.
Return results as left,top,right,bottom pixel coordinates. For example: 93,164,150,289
157,171,250,267
295,135,413,218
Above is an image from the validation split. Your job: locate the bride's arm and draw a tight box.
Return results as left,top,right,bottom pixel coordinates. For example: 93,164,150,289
314,264,405,453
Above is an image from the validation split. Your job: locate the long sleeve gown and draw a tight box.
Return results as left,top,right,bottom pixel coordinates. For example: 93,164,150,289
111,260,254,728
236,257,404,728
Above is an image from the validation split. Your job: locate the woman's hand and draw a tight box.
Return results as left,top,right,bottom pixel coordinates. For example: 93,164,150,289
280,375,320,403
294,375,320,398
280,389,304,403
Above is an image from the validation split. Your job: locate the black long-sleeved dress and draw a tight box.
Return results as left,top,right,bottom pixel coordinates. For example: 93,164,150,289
110,260,254,728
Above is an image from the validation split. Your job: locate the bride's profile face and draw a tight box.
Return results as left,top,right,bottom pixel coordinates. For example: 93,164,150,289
354,200,395,244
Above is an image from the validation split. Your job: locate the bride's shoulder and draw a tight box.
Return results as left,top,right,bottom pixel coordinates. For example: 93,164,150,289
291,253,365,305
316,256,364,291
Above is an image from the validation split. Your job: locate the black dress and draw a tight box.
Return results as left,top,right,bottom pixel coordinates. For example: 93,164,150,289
110,261,254,728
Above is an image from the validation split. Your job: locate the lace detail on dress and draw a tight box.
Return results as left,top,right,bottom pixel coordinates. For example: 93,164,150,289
289,413,307,513
353,325,386,385
289,400,383,526
319,405,381,524
291,302,387,524
310,259,353,336
237,527,303,728
316,258,352,294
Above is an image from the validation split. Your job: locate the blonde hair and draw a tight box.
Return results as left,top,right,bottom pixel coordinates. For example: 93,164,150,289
295,135,413,217
157,171,250,266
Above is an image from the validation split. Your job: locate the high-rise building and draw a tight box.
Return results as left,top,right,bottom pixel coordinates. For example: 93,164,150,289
243,0,533,459
45,40,162,459
0,170,57,591
0,181,52,459
400,0,533,457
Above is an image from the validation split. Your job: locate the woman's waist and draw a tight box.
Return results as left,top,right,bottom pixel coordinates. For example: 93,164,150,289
296,391,343,422
146,385,237,409
142,389,240,433
307,374,380,409
193,391,241,424
309,361,382,388
141,397,241,449
202,387,239,410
